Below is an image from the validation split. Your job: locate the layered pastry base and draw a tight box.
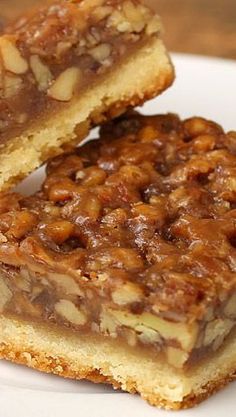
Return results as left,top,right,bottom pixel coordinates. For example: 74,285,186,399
1,112,236,409
0,0,173,191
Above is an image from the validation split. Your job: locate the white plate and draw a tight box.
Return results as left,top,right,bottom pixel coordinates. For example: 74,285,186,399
1,53,236,417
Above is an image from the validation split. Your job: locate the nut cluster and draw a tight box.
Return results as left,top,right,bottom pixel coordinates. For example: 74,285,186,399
1,112,236,314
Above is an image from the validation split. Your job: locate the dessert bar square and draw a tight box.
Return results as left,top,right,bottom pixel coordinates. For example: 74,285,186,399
0,0,173,191
0,111,236,409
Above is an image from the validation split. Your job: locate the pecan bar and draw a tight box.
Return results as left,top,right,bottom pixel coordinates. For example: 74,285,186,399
1,111,236,409
0,0,173,191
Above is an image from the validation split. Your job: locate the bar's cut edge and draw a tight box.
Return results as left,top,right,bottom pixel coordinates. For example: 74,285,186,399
0,315,236,410
0,37,174,191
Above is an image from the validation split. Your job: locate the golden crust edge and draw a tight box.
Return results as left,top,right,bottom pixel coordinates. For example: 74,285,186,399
0,341,236,410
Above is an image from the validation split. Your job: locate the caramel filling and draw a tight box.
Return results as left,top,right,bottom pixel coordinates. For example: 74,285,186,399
0,267,236,369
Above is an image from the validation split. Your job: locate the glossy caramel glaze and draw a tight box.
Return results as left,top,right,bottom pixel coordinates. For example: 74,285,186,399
0,112,236,322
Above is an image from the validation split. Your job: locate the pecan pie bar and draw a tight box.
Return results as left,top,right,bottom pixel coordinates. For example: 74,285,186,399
1,111,236,409
0,0,173,191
